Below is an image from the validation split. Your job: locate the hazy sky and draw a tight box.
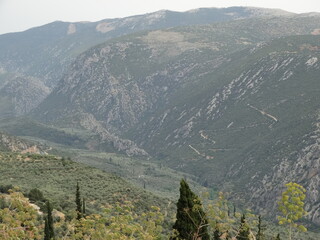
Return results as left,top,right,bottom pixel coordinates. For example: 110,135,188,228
1,0,320,34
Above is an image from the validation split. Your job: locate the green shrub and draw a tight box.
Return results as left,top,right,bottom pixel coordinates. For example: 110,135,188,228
28,188,46,202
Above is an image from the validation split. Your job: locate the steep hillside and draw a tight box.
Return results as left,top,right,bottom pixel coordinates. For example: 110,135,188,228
0,118,88,148
32,13,320,223
0,7,294,117
137,35,320,222
0,75,49,117
0,132,46,153
0,119,203,200
0,151,168,213
33,15,320,153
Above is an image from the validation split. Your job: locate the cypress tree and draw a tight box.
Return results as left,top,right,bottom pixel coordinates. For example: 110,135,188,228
44,201,54,240
236,214,250,240
256,215,265,240
44,218,50,240
82,198,86,216
171,179,210,240
76,182,82,220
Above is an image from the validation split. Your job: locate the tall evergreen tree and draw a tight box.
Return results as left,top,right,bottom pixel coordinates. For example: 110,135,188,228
82,197,86,217
44,218,50,240
171,179,210,240
76,182,82,220
256,215,265,240
236,214,250,240
44,201,54,240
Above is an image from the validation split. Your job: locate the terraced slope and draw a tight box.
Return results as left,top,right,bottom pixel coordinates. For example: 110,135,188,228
0,151,167,213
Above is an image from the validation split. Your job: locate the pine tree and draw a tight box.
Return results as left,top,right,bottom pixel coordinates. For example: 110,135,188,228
76,182,82,220
236,214,250,240
44,201,54,240
171,179,210,240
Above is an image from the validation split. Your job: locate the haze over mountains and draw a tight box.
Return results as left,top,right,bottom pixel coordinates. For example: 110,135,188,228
0,6,294,117
0,6,320,225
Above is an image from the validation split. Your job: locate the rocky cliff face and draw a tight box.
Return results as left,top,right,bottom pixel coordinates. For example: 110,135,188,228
0,75,49,116
216,39,320,222
0,132,45,154
249,112,320,223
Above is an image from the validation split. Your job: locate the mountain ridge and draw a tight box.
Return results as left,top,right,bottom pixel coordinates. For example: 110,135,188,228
31,22,320,222
0,6,298,117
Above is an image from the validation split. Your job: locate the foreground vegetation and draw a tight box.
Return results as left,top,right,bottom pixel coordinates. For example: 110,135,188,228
0,189,165,239
0,178,319,239
0,146,318,239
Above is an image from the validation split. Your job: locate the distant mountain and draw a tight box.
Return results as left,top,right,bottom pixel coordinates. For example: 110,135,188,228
0,6,293,86
32,14,320,146
0,7,293,117
31,13,320,223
